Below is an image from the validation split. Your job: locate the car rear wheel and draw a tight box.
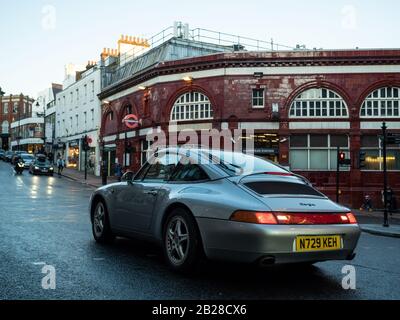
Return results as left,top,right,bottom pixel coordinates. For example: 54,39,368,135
92,200,115,244
163,208,202,273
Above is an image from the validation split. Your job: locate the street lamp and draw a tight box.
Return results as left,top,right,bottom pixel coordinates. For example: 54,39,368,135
35,99,46,154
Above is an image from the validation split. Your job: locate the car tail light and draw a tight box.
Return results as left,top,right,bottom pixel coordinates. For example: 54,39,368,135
231,211,358,225
345,212,358,224
230,211,278,224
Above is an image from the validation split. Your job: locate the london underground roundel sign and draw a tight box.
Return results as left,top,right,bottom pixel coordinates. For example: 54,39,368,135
122,114,140,129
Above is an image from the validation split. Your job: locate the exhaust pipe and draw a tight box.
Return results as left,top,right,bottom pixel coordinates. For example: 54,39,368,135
258,256,276,267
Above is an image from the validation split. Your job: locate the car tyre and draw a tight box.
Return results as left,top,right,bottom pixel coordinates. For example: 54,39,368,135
92,200,115,244
163,208,202,273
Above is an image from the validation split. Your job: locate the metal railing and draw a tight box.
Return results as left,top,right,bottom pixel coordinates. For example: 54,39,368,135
101,23,299,89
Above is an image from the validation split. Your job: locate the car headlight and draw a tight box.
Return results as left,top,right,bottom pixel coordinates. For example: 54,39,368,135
35,166,39,170
50,167,54,171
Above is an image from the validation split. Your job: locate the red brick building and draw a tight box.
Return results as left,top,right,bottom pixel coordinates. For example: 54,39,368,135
0,94,34,151
99,41,400,209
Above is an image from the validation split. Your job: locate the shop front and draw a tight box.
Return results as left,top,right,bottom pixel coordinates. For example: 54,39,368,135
67,140,80,169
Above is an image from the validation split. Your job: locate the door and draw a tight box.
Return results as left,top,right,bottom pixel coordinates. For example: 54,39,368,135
113,152,178,233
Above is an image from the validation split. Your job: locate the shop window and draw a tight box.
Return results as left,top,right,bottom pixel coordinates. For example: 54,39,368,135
252,89,265,108
289,134,349,171
361,135,400,171
289,88,349,118
171,92,213,122
360,87,400,118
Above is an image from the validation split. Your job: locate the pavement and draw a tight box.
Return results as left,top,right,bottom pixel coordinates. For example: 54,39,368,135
61,167,119,188
1,160,400,300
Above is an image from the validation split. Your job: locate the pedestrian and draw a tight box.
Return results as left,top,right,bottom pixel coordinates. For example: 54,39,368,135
48,152,54,164
57,157,65,178
360,194,373,212
115,162,123,182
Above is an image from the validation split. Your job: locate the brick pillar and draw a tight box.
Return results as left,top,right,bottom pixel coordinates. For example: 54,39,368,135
349,116,362,209
279,121,290,167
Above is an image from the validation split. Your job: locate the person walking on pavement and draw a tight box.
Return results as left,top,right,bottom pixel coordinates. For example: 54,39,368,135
57,157,65,178
115,162,123,182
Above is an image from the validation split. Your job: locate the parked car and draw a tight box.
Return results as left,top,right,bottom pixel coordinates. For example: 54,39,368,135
88,147,361,272
0,149,5,160
29,156,54,176
20,153,35,169
5,151,14,162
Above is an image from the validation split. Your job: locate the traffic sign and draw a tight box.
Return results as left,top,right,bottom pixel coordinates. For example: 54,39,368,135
122,114,141,129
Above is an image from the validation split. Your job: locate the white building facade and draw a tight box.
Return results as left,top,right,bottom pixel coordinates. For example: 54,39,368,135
55,65,102,176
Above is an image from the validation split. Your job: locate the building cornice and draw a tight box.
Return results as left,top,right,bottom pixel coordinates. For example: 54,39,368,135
99,50,400,99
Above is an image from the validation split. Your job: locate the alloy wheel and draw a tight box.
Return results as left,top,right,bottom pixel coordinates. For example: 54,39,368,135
93,202,105,238
166,217,190,266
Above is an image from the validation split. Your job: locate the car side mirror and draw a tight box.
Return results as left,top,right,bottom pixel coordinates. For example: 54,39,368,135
121,171,135,183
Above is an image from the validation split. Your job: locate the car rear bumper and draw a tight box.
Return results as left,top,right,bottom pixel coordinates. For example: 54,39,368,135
196,218,361,264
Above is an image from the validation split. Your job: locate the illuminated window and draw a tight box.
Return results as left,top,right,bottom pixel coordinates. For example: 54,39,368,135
171,92,213,122
360,87,400,118
289,88,348,118
361,136,400,170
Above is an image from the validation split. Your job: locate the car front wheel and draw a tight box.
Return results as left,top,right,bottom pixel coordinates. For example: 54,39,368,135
92,200,115,244
163,208,202,273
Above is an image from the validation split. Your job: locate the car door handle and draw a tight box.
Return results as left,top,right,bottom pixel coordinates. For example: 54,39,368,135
144,190,158,196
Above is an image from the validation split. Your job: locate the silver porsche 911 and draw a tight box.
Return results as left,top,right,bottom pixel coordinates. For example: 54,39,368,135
89,147,361,272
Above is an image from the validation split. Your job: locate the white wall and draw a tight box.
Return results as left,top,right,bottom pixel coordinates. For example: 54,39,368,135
55,66,102,175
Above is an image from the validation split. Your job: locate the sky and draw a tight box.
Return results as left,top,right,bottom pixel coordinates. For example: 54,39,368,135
0,0,400,97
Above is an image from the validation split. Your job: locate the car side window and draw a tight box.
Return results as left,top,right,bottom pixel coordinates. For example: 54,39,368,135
170,163,210,182
143,153,179,182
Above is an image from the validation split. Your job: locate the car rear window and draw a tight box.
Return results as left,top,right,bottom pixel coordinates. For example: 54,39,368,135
244,181,323,197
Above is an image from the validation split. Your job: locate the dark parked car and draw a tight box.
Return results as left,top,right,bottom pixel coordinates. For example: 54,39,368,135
29,156,55,176
0,149,5,160
5,151,14,162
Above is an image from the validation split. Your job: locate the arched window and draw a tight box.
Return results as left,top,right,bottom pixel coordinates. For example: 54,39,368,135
360,87,400,118
289,88,349,118
123,104,132,117
1,120,9,134
107,111,114,121
170,92,213,122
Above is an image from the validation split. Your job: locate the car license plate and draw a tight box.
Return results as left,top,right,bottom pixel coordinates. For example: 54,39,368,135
42,169,48,172
296,235,342,252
